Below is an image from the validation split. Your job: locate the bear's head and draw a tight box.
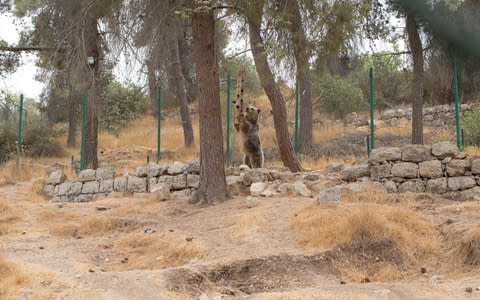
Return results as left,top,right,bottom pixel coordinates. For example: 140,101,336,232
245,105,261,123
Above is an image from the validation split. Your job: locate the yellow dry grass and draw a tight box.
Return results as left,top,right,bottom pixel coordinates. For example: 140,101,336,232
0,253,26,299
291,200,439,281
0,198,21,234
228,214,264,243
112,232,206,270
251,293,374,300
449,225,480,269
0,160,37,183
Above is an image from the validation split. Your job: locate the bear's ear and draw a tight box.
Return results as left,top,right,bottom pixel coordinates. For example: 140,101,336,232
257,108,261,113
246,107,250,111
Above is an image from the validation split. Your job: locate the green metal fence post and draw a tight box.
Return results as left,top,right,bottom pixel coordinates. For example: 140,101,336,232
157,87,162,163
71,155,74,171
453,56,462,151
369,67,375,150
80,94,86,171
16,94,23,168
294,80,299,155
367,134,371,157
226,74,231,167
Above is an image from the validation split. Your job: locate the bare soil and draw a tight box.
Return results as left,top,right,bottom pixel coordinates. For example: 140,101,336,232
2,179,480,299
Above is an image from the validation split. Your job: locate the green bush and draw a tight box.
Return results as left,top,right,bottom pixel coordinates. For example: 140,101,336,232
313,72,366,119
0,119,64,159
463,108,480,146
100,81,150,132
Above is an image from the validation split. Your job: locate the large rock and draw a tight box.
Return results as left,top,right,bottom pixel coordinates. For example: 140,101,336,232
250,182,268,197
419,160,443,178
402,144,432,162
75,194,94,202
186,159,200,174
384,181,397,193
136,166,148,177
114,177,128,192
128,176,147,193
293,182,311,197
48,171,66,185
447,159,470,177
340,165,369,181
99,180,113,193
426,178,448,194
391,162,418,178
318,187,341,204
158,175,174,190
447,176,476,191
82,181,99,194
243,169,269,186
69,182,83,196
369,147,402,163
43,185,56,197
324,163,344,173
168,161,187,175
245,196,259,208
432,142,459,159
398,180,425,193
171,174,187,190
147,163,161,177
78,169,96,182
460,186,480,201
96,167,115,180
57,182,71,196
370,163,391,180
471,159,480,175
187,174,200,189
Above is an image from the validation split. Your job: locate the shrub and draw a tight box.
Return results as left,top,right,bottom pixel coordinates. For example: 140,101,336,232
0,118,64,160
313,72,366,119
100,81,150,132
463,108,480,146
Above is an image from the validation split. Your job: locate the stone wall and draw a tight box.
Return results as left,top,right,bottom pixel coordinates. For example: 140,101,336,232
44,159,201,202
345,103,480,127
367,142,480,196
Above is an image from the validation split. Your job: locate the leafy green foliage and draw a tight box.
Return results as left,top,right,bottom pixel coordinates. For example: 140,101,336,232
100,81,149,132
463,109,480,146
0,118,64,160
313,72,366,119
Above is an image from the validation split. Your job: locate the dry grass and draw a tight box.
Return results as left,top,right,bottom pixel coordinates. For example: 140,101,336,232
112,232,206,270
0,199,21,234
0,160,37,183
0,253,26,299
291,202,439,280
449,225,480,268
227,214,264,243
251,293,374,300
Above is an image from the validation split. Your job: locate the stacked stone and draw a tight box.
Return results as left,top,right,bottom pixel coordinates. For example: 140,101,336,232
369,142,480,194
45,159,201,202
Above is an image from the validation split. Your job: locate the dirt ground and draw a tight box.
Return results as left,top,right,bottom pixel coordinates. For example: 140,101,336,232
2,176,480,299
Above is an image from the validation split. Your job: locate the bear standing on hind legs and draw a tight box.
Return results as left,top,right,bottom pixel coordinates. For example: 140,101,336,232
233,70,264,168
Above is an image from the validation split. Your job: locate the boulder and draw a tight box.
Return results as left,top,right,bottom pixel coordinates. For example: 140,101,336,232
341,165,369,181
48,171,66,185
398,180,425,193
114,177,128,192
57,182,71,196
245,196,259,208
324,163,344,173
391,162,418,178
158,176,174,190
426,178,448,194
447,159,470,177
419,160,443,178
250,182,268,197
96,167,115,180
186,159,200,174
146,163,161,177
168,161,187,175
75,194,94,202
460,186,480,201
471,159,480,175
82,181,99,194
128,176,147,193
447,176,476,191
432,142,459,159
293,182,311,197
99,180,113,193
369,147,402,163
187,174,200,189
318,187,341,204
136,166,148,177
171,174,187,190
43,185,56,197
384,181,397,193
402,144,432,162
370,163,391,180
150,182,170,201
78,169,96,182
69,182,83,196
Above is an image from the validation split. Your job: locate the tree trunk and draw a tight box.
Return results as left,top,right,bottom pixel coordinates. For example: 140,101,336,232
406,13,424,145
284,0,313,154
189,6,228,205
246,3,303,172
178,22,197,104
166,0,194,147
83,15,99,169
